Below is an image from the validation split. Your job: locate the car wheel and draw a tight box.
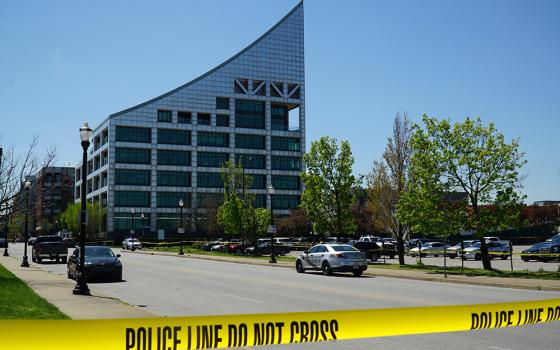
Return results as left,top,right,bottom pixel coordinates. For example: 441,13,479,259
389,254,395,259
449,255,455,259
61,256,67,264
55,257,60,263
322,262,333,276
501,255,508,260
37,257,42,263
433,255,439,258
410,253,416,257
420,253,427,258
352,270,363,277
296,260,304,273
475,254,481,261
371,254,379,262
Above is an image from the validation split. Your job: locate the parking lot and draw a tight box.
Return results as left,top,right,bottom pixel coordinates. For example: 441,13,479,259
288,245,560,272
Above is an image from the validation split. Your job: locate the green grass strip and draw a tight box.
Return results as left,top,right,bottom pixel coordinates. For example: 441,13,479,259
0,263,69,319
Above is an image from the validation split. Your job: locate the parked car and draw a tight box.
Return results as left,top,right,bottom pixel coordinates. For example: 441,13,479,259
409,242,448,257
245,242,291,256
537,243,560,262
359,236,396,257
28,236,37,246
32,235,68,263
122,238,142,250
521,242,551,262
67,246,122,282
407,238,437,249
295,244,367,276
462,241,510,260
352,241,381,262
446,240,480,259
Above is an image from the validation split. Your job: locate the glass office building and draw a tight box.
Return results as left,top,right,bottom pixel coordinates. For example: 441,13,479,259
75,2,305,239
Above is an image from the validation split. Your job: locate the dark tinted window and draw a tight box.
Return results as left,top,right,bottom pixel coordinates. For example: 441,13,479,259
216,97,230,110
36,236,63,243
158,110,172,122
158,129,191,145
116,126,151,143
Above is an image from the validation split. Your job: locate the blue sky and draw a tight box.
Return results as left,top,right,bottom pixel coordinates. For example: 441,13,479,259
1,0,559,203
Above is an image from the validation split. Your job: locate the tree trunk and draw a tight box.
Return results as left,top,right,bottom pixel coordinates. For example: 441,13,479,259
479,238,492,270
396,236,405,265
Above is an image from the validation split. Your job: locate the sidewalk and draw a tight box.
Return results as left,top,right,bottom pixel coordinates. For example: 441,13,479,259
134,249,560,292
0,254,154,319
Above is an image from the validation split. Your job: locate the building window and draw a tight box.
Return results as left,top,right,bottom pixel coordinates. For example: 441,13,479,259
198,152,229,168
156,213,180,231
157,129,191,145
272,156,301,170
198,193,224,208
115,169,151,186
114,191,151,207
249,174,266,189
272,195,300,210
271,137,300,151
197,172,223,188
271,82,284,97
115,148,151,164
157,192,190,208
157,171,191,187
235,99,265,129
115,126,151,143
216,114,229,127
271,105,289,131
198,132,229,147
197,113,211,125
272,175,300,190
216,97,230,110
235,134,265,149
157,150,191,166
234,79,248,94
254,194,266,208
178,111,191,124
252,80,265,96
158,109,172,122
235,154,265,169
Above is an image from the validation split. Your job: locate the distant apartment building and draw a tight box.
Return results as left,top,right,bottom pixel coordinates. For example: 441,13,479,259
76,2,305,240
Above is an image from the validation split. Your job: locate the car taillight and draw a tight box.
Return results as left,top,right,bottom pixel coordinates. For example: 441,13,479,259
335,253,345,258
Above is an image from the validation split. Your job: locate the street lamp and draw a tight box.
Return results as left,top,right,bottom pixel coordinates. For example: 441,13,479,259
178,199,184,255
141,213,145,237
130,208,135,251
73,122,92,295
268,185,276,263
21,180,32,267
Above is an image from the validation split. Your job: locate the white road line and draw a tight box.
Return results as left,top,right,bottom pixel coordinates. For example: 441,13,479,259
489,346,513,350
221,293,265,304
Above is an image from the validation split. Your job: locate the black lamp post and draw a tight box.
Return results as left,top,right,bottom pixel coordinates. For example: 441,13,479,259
73,122,92,295
268,185,276,263
178,199,184,255
130,208,135,251
3,210,8,257
21,180,32,267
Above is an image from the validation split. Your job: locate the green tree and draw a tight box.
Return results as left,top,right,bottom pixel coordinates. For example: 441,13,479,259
217,160,270,246
60,202,107,239
398,116,525,270
301,136,360,236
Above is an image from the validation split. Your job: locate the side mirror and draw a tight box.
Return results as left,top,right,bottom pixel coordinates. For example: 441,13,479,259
116,254,121,258
303,250,308,254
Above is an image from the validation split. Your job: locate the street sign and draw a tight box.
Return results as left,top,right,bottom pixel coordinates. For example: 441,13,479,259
267,225,277,234
178,228,185,234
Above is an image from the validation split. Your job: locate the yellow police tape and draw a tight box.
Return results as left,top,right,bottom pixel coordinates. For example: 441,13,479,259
1,298,559,350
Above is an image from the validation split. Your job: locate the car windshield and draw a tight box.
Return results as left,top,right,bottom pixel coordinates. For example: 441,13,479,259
85,247,115,257
332,245,358,252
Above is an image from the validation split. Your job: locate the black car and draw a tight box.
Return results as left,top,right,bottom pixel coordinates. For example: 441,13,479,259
245,242,291,256
520,242,550,262
67,246,122,282
352,241,381,262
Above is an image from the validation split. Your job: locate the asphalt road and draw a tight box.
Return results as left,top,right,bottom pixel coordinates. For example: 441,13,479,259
7,243,560,350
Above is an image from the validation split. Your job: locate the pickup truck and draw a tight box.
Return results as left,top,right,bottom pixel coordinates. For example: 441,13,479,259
32,236,68,263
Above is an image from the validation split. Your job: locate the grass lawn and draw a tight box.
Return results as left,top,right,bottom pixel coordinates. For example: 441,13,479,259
369,261,560,280
144,246,296,262
0,263,68,319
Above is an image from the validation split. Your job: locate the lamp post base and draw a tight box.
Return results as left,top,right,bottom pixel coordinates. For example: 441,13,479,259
3,248,8,257
73,273,90,295
178,244,184,255
21,256,29,267
269,255,277,263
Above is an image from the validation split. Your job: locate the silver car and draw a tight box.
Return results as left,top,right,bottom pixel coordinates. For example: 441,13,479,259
295,244,367,276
